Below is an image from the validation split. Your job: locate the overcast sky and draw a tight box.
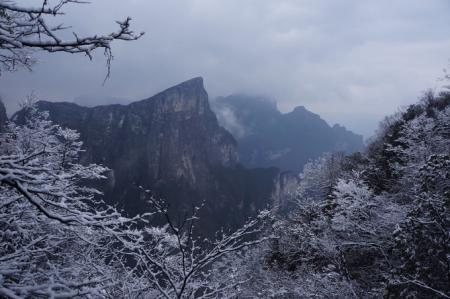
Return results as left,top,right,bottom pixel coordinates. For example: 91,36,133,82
1,0,449,137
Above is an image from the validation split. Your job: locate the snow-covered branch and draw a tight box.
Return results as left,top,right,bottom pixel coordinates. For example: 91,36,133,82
0,0,144,77
132,188,271,298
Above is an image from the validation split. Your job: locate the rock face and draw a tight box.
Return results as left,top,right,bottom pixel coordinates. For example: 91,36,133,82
13,78,276,234
212,94,364,173
0,99,7,132
271,171,300,214
29,77,237,186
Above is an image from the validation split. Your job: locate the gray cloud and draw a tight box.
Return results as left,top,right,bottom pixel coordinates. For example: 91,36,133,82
1,0,449,137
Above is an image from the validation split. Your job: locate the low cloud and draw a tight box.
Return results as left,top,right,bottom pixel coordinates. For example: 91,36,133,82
212,105,249,139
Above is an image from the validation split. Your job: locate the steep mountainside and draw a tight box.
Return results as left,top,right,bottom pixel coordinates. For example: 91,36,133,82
212,95,364,173
13,78,278,234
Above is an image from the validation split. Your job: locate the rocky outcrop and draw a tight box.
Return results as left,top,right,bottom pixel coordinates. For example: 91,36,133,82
271,171,300,214
212,94,364,173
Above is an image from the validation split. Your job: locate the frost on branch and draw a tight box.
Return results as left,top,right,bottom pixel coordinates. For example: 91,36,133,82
129,188,272,298
0,0,144,76
0,101,145,298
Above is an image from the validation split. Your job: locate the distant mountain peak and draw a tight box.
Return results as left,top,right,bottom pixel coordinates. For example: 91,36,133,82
179,76,204,87
288,105,321,118
156,77,205,96
213,94,364,172
138,77,209,115
292,105,307,112
332,123,348,131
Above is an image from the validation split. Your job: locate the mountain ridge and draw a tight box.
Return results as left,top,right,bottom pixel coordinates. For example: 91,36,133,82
212,94,364,172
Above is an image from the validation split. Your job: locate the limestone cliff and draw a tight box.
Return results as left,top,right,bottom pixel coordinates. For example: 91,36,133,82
271,171,300,214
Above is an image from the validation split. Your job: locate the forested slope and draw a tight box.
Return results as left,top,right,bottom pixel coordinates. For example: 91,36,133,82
226,88,450,298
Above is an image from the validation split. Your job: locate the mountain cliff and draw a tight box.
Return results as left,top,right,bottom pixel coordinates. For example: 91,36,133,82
13,78,277,234
28,77,237,187
212,94,364,173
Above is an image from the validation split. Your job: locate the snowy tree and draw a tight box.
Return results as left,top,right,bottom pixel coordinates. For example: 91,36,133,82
0,0,144,76
385,99,450,298
221,173,397,298
296,152,345,204
209,244,357,299
313,175,401,295
127,189,271,298
0,101,149,297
